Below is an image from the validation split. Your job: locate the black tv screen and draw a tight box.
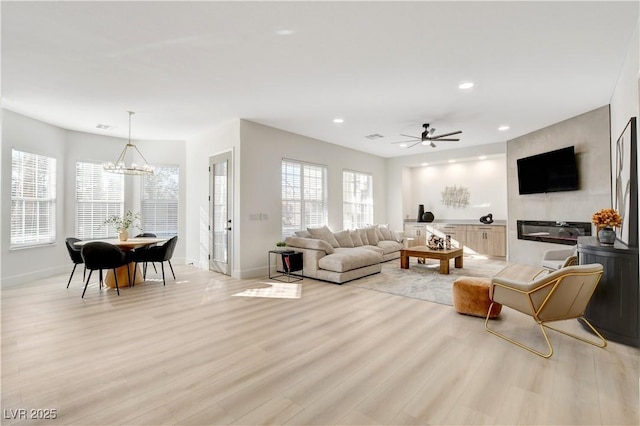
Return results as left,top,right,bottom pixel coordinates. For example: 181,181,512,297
517,146,579,194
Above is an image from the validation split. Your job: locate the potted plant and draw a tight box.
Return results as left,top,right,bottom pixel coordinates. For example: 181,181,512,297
591,208,622,245
104,210,141,241
275,241,287,251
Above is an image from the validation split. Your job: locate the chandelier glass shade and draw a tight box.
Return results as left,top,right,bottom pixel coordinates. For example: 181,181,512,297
103,111,153,175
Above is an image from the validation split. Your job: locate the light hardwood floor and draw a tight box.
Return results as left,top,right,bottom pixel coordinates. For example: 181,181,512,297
1,264,638,425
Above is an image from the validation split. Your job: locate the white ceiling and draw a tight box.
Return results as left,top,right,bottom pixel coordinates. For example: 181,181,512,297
2,1,638,158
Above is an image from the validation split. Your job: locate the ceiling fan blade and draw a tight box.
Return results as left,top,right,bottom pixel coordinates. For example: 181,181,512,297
407,141,422,148
391,139,420,144
399,134,420,139
431,130,462,139
431,138,459,142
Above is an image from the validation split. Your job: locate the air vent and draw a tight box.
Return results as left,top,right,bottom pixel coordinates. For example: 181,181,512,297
96,124,114,130
365,133,384,139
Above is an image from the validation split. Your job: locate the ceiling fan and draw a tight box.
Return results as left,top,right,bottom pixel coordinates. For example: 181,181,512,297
391,123,462,148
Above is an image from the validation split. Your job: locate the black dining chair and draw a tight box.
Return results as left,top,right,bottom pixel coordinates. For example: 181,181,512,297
132,236,178,286
80,242,132,298
65,237,85,288
134,232,158,275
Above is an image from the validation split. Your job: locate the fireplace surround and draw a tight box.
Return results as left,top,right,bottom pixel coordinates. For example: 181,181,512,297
517,220,591,245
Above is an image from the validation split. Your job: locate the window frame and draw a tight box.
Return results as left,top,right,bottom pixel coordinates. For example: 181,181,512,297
281,158,328,239
75,160,124,239
10,149,57,249
140,164,179,238
342,169,374,229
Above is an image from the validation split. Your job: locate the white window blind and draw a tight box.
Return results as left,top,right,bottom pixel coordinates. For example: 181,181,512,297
75,161,124,239
281,159,327,239
142,165,179,237
11,149,57,248
343,170,373,229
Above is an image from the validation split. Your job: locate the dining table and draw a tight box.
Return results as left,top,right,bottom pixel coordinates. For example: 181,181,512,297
74,237,167,288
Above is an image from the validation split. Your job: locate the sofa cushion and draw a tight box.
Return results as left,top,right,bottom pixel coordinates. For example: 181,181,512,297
377,240,403,255
350,230,364,246
362,245,383,255
334,230,354,248
364,227,380,245
307,225,340,248
318,247,382,273
284,236,335,254
378,225,393,241
358,228,370,245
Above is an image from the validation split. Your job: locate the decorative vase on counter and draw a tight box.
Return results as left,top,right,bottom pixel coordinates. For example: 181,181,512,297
118,230,129,241
480,213,494,224
417,205,425,222
422,211,435,223
597,227,616,245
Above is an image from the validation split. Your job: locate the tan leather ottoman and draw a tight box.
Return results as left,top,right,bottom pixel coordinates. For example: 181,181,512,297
452,276,502,318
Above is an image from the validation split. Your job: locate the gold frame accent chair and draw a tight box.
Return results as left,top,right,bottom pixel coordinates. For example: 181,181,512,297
485,263,607,358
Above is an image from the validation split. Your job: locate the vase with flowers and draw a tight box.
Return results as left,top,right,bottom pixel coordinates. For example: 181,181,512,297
103,210,141,241
591,208,622,245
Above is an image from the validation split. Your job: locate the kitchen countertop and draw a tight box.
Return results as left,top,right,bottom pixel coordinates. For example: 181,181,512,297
404,219,507,226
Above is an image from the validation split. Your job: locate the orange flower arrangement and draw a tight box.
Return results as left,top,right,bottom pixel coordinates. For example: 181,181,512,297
592,208,622,228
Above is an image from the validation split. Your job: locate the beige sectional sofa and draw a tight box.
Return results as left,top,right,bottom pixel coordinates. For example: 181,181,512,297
284,225,404,284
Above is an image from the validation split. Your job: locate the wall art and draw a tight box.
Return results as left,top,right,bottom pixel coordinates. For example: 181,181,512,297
441,185,470,208
612,116,637,246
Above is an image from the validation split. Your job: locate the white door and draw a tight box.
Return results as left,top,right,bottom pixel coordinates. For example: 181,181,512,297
209,152,232,275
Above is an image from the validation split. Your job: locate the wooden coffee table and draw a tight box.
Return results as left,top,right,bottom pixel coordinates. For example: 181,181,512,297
400,246,464,274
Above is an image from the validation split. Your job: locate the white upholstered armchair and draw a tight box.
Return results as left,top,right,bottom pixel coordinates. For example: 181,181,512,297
485,263,606,358
541,246,578,270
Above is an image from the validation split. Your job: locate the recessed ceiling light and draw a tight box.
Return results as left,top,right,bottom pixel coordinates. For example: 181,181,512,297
498,125,510,131
421,162,429,166
458,82,474,90
448,159,456,163
333,118,344,124
274,28,295,36
399,144,407,148
479,155,487,160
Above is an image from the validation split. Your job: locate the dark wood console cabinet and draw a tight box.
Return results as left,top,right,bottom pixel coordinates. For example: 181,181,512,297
577,236,639,347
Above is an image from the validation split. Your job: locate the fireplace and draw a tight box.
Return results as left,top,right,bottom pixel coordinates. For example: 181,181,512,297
517,220,591,245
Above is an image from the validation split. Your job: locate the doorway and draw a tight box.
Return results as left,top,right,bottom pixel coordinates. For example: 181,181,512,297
209,152,232,275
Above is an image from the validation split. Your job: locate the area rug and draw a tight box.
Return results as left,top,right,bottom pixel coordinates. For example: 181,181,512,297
233,282,302,299
346,255,509,306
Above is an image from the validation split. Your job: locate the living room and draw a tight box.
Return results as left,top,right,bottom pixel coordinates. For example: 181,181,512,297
1,1,639,425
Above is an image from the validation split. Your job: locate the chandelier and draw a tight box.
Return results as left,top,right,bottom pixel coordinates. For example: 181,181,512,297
103,111,154,175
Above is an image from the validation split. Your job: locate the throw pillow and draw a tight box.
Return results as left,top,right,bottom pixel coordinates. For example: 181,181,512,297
378,225,393,240
307,225,340,248
284,237,335,254
350,230,364,246
358,228,370,245
333,230,354,248
365,226,379,245
295,230,312,238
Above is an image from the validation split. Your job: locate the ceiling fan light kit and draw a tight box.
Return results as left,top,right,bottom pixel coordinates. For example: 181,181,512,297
391,123,462,149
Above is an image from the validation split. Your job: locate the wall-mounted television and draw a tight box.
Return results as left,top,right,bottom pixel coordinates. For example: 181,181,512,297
517,146,579,195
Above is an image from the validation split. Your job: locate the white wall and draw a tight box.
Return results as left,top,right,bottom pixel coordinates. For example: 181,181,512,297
409,157,507,222
183,119,240,272
386,142,507,229
1,111,68,285
609,16,639,250
237,120,387,278
1,110,187,286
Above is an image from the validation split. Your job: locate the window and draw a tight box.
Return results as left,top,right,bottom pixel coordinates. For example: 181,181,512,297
281,159,327,238
76,161,124,239
141,165,179,237
11,149,57,248
343,170,373,229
